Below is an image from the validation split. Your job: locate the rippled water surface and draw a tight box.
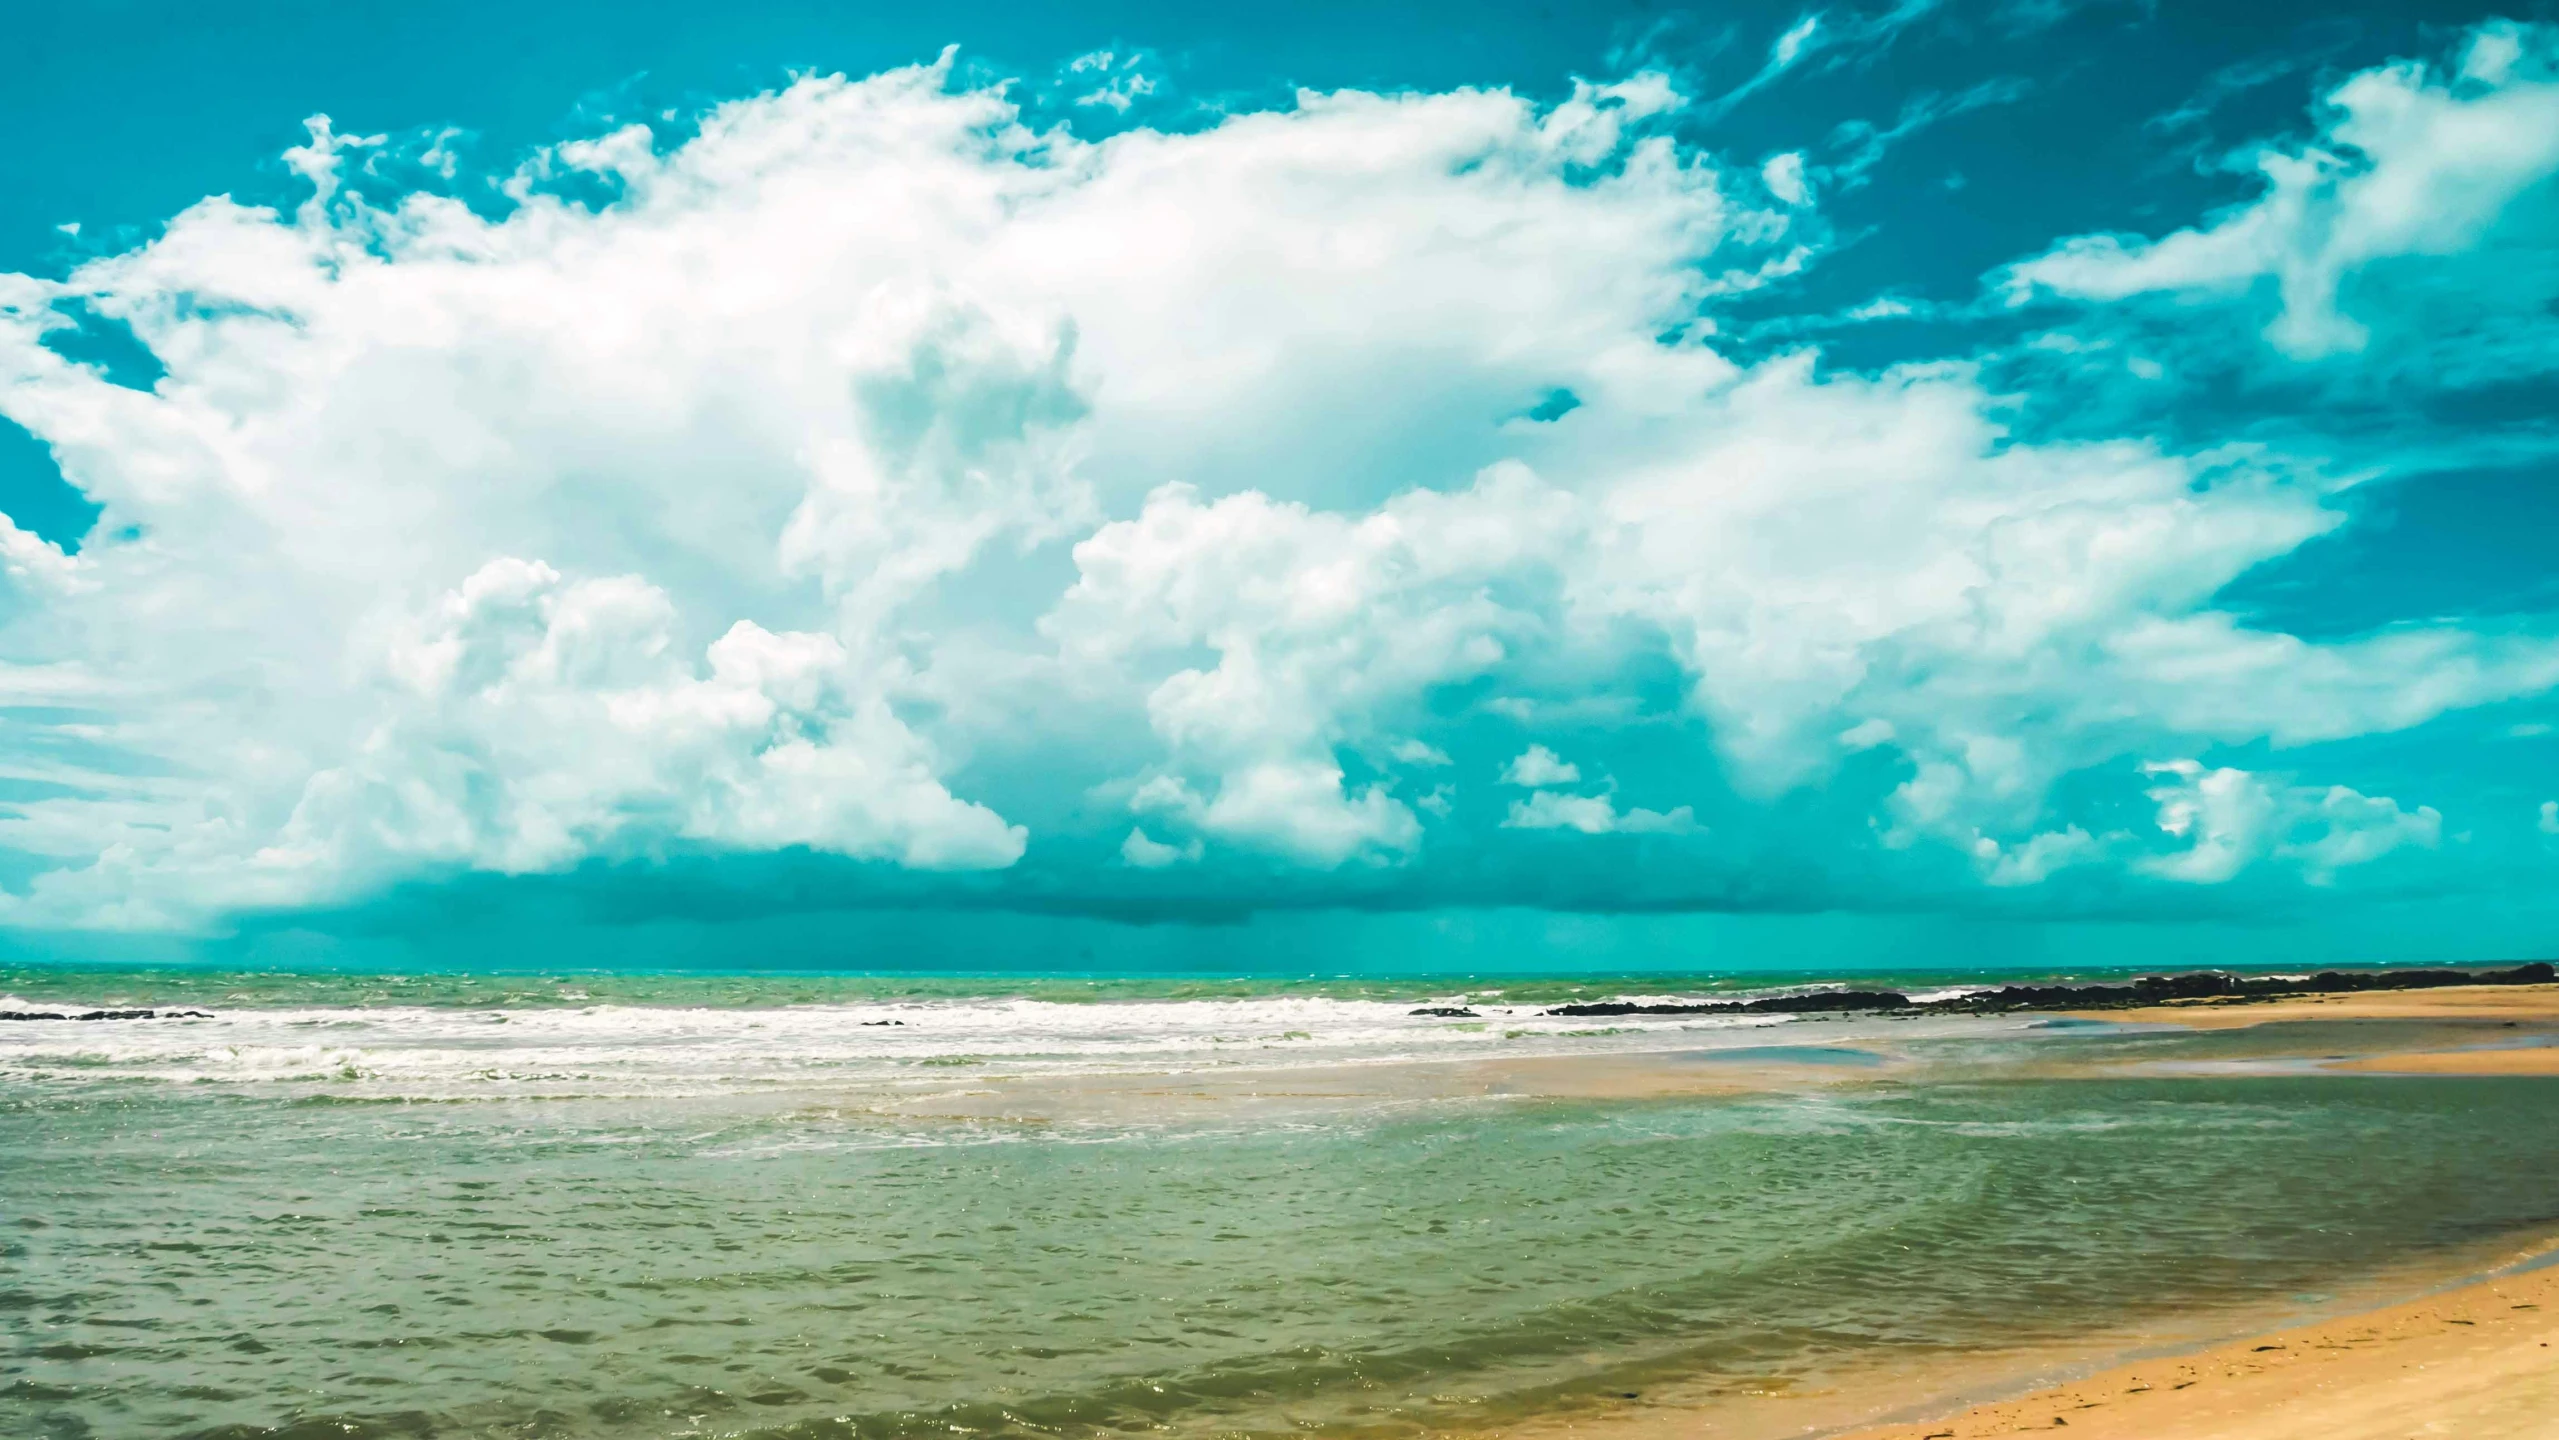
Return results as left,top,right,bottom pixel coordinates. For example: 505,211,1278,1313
5,974,2559,1440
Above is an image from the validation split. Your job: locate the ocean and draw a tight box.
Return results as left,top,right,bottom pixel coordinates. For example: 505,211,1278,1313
5,966,2557,1440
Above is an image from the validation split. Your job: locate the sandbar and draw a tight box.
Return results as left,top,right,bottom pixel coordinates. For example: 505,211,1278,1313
2068,981,2559,1029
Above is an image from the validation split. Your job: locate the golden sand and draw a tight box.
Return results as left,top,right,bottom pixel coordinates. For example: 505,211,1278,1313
2071,981,2559,1030
1792,985,2559,1439
1465,1242,2559,1440
1830,1255,2559,1440
2326,1046,2559,1076
1471,985,2559,1440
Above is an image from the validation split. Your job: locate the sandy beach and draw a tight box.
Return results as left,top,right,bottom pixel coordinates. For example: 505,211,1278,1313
1478,1233,2559,1440
1459,984,2559,1440
1829,1251,2559,1440
2069,981,2559,1031
1288,984,2559,1440
1850,984,2559,1437
2077,982,2559,1076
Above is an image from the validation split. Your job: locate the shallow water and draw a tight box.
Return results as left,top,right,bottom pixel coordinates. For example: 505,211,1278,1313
0,964,2205,1013
6,975,2559,1440
1681,1044,1887,1066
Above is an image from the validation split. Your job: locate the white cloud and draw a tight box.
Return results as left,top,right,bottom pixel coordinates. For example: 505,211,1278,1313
8,559,1026,927
1762,151,1810,206
2139,762,2284,883
1126,761,1421,867
0,42,2551,930
0,58,1738,921
1838,718,1896,749
1704,1,1943,122
1389,739,1452,766
1772,15,1823,70
1045,463,1589,867
1570,355,2558,831
1119,826,1200,868
1064,50,1159,113
1827,79,2033,191
2540,800,2558,835
2138,760,2439,885
1974,826,2100,887
317,560,1025,873
1501,744,1581,787
1503,790,1697,835
2007,22,2559,356
2282,784,2441,883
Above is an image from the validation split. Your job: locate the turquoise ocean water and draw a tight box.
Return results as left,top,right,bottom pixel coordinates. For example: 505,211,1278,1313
5,966,2558,1440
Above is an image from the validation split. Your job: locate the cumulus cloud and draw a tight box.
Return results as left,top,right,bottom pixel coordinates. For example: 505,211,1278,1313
1389,739,1452,767
1119,827,1200,868
275,560,1027,871
0,31,2551,932
1046,469,1586,867
2008,22,2559,356
1502,745,1582,787
1504,790,1698,835
2139,760,2440,885
1974,827,2100,888
0,57,1754,921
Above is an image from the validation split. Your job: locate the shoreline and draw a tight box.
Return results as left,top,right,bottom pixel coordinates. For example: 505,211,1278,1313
1463,986,2559,1440
2066,981,2559,1030
1826,1241,2559,1440
1827,989,2559,1438
13,976,2559,1438
1474,1231,2559,1440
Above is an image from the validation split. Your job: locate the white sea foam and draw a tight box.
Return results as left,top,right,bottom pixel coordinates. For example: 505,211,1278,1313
0,994,1820,1098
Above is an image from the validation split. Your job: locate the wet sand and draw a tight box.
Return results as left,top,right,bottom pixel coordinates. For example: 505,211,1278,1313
2069,982,2559,1030
1469,986,2559,1440
2327,1046,2559,1075
2064,982,2559,1078
1818,986,2559,1439
1468,1237,2559,1440
1829,1251,2559,1440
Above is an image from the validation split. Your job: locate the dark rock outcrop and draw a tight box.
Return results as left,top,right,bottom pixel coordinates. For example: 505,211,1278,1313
1929,962,2558,1015
1539,962,2556,1021
1546,990,1910,1018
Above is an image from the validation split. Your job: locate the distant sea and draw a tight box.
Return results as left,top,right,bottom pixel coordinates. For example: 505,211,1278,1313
6,963,2557,1440
0,958,2405,1013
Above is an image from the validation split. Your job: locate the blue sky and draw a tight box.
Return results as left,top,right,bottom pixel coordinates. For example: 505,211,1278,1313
3,0,2558,971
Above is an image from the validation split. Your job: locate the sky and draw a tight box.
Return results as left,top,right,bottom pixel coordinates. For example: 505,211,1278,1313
4,0,2559,973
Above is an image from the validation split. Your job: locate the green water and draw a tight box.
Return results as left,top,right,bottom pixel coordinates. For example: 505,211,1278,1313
0,961,2343,1012
8,1073,2559,1440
